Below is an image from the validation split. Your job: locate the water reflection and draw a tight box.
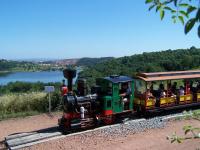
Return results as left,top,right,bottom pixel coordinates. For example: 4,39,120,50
0,71,65,85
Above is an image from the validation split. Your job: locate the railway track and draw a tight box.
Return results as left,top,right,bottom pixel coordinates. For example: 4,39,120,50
4,112,191,150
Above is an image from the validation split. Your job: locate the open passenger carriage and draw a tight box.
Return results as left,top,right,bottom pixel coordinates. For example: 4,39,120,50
134,70,200,113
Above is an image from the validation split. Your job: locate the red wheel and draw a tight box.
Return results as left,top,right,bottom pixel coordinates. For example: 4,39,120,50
103,115,115,125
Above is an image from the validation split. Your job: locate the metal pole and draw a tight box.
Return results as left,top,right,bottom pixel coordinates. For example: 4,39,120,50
49,92,51,114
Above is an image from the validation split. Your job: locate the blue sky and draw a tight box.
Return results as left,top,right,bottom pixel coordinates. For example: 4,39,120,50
0,0,199,59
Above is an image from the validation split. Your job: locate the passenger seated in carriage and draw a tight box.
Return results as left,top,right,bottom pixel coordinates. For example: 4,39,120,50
179,86,185,96
171,82,178,95
146,89,154,100
184,81,191,94
196,82,200,93
158,84,166,98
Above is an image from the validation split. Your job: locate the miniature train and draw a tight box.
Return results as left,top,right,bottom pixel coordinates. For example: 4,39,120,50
58,68,200,132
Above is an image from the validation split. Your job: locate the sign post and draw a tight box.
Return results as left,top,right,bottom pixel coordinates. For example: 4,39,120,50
44,86,55,114
48,92,51,114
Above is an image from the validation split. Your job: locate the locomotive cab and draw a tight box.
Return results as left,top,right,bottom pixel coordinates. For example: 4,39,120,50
96,75,134,124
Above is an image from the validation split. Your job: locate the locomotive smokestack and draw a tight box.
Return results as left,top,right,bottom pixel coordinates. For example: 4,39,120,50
63,67,77,91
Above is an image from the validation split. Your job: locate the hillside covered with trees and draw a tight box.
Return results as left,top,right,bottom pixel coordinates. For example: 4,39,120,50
80,47,200,86
76,57,114,67
0,59,59,73
0,57,114,73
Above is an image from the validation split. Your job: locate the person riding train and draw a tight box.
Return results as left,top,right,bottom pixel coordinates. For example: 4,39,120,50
171,82,177,95
61,79,68,96
146,89,154,100
179,86,185,96
119,82,132,110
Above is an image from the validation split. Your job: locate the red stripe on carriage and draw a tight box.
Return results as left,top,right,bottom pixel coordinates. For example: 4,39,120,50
103,110,113,115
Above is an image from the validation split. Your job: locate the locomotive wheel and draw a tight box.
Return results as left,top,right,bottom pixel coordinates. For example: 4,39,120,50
103,115,115,125
58,117,71,134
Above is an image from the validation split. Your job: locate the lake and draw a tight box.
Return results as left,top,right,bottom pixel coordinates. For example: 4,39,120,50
0,71,77,85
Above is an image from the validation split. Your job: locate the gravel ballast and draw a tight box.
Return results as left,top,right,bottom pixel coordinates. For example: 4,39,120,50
70,113,188,140
73,117,166,141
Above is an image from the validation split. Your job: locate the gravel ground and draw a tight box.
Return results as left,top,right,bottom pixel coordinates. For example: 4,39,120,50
25,118,200,150
93,117,165,139
0,112,199,150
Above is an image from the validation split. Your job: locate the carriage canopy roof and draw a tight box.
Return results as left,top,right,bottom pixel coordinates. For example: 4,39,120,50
135,70,200,81
104,75,133,83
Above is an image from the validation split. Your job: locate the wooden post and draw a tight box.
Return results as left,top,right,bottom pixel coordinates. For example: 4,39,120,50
44,86,55,115
49,92,51,114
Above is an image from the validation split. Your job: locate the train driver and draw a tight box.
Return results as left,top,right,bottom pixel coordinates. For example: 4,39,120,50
120,82,132,102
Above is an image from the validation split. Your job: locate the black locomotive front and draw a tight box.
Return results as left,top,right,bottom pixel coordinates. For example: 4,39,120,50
58,68,100,132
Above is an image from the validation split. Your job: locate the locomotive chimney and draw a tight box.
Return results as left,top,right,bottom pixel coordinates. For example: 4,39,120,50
77,78,88,96
63,67,77,91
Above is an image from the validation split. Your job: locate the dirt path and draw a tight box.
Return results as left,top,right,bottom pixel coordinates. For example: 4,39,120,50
0,112,61,141
0,113,199,150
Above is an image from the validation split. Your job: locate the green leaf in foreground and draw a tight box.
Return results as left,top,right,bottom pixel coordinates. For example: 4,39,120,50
184,18,196,34
183,126,192,135
160,10,165,20
176,137,182,143
179,3,189,7
164,6,172,11
196,8,200,21
145,0,153,4
178,16,184,25
174,0,178,6
156,5,161,12
187,6,197,15
172,15,176,23
179,11,189,18
149,4,156,11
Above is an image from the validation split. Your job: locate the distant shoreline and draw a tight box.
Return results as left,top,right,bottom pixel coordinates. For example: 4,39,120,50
0,69,61,74
0,71,11,75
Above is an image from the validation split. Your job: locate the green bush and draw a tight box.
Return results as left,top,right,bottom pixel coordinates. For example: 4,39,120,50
0,81,62,94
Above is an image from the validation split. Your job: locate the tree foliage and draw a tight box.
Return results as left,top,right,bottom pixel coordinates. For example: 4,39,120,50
76,57,114,67
145,0,200,38
80,47,200,86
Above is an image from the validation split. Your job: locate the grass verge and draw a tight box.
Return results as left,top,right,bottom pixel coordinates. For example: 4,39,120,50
0,92,61,121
